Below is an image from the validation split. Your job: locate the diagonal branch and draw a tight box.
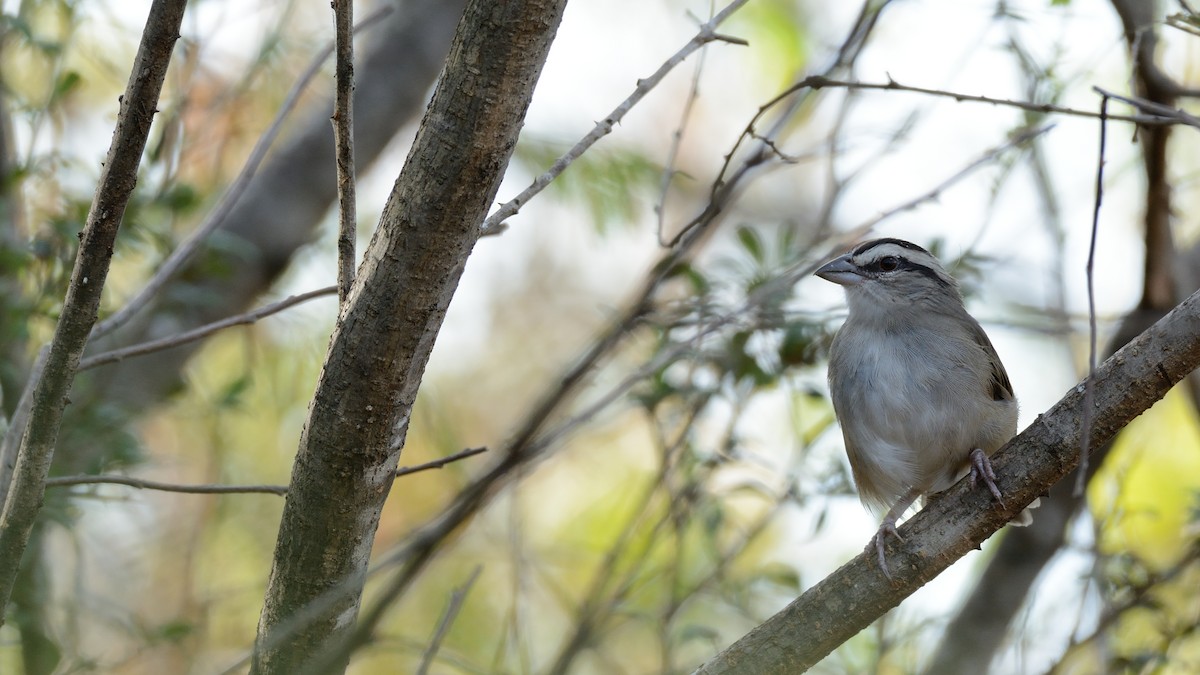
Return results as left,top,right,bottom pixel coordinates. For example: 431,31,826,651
78,286,337,371
695,287,1200,674
480,0,751,233
0,0,189,622
89,4,393,341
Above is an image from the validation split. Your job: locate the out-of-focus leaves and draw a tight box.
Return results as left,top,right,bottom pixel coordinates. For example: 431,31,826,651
513,142,660,232
665,260,711,296
778,320,820,368
735,224,765,265
215,373,253,410
48,69,80,106
151,619,195,644
678,623,721,646
722,329,774,387
728,0,810,88
755,561,801,594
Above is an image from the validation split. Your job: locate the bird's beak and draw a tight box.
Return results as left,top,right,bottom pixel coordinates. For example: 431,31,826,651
815,254,864,286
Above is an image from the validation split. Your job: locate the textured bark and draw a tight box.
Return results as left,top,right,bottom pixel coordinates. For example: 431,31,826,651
694,287,1200,674
0,0,187,620
332,0,356,303
248,1,568,672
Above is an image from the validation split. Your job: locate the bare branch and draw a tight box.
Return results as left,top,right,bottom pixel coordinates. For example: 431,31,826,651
480,0,752,234
43,447,487,498
1078,94,1109,494
415,567,482,675
394,446,488,477
655,22,709,246
332,0,357,303
1093,86,1200,129
44,475,288,496
0,0,188,622
90,4,392,341
695,288,1200,674
798,75,1177,126
78,286,337,371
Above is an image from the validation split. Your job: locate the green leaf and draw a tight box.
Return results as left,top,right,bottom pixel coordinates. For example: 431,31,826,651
757,562,801,593
49,70,81,105
735,225,765,264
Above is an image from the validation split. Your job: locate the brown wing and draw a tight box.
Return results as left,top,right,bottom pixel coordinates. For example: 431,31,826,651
968,318,1014,402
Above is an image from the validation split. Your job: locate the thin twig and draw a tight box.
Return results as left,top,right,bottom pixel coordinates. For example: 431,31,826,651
44,475,288,495
78,286,338,371
668,2,896,248
332,0,357,304
480,0,751,234
394,446,488,477
655,14,710,246
1077,94,1108,495
1093,86,1200,129
416,567,483,675
44,447,487,497
797,76,1174,126
90,4,393,341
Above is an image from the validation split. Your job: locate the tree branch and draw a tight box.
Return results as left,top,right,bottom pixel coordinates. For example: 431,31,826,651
332,0,357,303
393,446,487,477
44,475,288,495
480,0,751,234
797,75,1178,126
0,0,188,623
695,287,1200,674
89,4,392,341
78,286,337,371
414,567,481,675
43,447,487,497
248,1,568,672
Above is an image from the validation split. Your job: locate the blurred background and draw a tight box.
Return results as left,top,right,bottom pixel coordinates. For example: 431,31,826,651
1,0,1199,672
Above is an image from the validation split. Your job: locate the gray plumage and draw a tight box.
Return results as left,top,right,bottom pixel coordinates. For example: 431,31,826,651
817,238,1027,577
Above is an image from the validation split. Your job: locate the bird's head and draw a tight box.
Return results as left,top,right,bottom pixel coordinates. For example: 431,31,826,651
815,238,961,312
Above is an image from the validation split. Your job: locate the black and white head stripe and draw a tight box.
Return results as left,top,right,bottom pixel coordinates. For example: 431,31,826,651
848,238,954,288
851,237,933,258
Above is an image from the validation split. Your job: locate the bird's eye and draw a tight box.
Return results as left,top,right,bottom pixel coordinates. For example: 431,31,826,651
878,256,899,271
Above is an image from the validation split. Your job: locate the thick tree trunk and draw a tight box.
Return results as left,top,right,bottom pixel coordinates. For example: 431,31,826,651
248,1,568,672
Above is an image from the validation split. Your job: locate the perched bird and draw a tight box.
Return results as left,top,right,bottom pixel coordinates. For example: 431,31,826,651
816,238,1028,579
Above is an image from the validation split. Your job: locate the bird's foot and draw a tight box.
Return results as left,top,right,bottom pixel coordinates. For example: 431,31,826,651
867,518,903,581
969,447,1005,506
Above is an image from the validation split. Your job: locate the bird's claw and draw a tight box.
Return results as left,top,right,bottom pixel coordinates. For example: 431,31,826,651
969,447,1005,506
868,519,903,580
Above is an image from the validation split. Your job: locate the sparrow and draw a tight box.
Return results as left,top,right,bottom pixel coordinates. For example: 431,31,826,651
816,238,1028,578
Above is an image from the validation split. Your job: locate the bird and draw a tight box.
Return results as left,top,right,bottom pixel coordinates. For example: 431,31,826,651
815,237,1029,579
